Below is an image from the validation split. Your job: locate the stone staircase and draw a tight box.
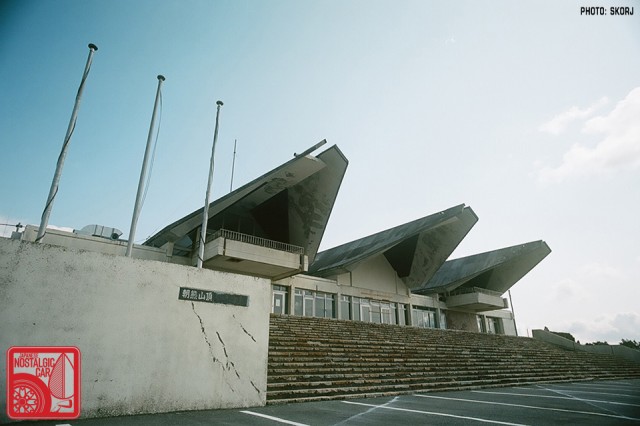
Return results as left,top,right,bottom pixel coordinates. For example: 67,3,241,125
267,314,640,404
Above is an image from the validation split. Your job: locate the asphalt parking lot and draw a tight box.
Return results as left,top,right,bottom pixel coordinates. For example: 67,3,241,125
24,379,640,425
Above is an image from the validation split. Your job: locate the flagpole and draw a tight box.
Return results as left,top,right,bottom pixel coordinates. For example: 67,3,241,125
197,100,224,268
126,75,165,257
36,43,98,243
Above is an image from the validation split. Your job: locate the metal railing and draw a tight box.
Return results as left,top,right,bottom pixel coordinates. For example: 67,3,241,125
449,286,504,298
209,229,305,255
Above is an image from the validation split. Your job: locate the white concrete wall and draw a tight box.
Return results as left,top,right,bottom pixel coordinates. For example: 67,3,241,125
0,238,271,422
533,329,640,363
20,225,190,265
350,254,406,295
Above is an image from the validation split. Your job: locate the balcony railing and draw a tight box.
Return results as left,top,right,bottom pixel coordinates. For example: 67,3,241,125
209,229,305,255
449,286,503,298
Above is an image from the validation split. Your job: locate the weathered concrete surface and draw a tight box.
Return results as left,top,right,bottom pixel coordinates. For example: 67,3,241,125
445,310,478,332
0,238,271,422
20,225,190,265
144,143,348,263
309,204,478,289
416,240,551,295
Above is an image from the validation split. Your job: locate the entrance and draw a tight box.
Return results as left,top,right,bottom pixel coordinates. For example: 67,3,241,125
272,285,288,314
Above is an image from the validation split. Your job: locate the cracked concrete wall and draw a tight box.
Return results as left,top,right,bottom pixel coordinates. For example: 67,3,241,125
0,238,271,421
446,311,479,332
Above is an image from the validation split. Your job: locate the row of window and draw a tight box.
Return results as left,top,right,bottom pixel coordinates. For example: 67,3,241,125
273,287,443,329
274,286,508,334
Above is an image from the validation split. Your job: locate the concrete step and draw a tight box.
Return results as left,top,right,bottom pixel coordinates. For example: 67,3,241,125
267,314,640,403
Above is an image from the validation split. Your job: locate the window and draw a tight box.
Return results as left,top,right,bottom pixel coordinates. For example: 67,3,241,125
381,303,395,325
398,304,407,326
412,306,437,329
294,289,315,317
352,297,361,321
476,315,487,333
335,297,404,325
370,301,381,324
360,299,371,323
313,292,334,318
294,289,303,316
293,289,335,318
271,285,288,314
487,317,502,334
304,291,314,317
339,295,350,320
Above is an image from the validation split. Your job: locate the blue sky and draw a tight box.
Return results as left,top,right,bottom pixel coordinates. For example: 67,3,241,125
1,0,639,343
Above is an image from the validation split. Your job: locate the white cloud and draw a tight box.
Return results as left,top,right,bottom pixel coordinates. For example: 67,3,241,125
580,262,626,280
562,312,640,343
537,87,640,183
539,96,608,135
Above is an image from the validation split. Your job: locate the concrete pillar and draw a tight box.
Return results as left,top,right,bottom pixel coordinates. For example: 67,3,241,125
165,241,175,262
288,285,296,316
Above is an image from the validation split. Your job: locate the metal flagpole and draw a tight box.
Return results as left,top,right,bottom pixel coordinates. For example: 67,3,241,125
230,139,237,192
508,289,518,336
197,100,224,268
36,43,98,243
126,75,166,257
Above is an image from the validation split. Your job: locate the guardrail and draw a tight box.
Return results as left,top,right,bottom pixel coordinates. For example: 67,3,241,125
209,229,305,255
449,286,503,298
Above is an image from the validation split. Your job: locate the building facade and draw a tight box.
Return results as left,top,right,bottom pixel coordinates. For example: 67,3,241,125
20,141,550,337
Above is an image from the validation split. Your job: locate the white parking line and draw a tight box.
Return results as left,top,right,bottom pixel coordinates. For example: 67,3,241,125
334,396,399,425
472,390,640,407
535,387,638,398
414,394,640,421
563,382,640,389
342,400,528,425
240,410,310,425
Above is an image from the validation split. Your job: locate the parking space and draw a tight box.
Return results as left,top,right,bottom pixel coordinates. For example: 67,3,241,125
30,379,640,425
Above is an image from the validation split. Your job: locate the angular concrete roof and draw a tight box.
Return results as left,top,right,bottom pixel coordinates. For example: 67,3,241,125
309,204,478,289
413,240,551,295
144,141,348,261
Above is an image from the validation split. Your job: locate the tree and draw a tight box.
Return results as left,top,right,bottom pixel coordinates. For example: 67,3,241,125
620,339,640,350
585,341,609,346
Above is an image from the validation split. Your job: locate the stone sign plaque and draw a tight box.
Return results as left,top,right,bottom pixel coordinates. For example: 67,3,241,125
178,287,249,307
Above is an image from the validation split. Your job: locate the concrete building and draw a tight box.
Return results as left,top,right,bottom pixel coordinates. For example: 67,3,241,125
19,141,550,337
138,142,550,336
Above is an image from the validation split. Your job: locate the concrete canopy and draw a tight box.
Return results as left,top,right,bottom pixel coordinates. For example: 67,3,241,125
144,141,348,262
309,204,478,289
413,240,552,296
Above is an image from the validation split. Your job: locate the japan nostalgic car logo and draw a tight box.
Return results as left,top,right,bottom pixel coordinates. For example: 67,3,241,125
6,346,81,420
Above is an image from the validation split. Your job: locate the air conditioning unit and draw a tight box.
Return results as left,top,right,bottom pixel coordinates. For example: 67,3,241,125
74,224,123,240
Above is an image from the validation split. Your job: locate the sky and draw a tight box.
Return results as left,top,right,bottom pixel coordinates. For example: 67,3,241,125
1,0,638,344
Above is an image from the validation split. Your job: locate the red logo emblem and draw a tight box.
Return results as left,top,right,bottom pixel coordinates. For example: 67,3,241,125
6,346,81,420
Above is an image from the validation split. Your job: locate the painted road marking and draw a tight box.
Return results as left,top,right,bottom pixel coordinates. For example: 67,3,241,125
537,384,630,418
513,386,639,398
563,382,640,389
342,400,528,425
415,394,640,421
472,390,640,407
334,396,399,425
240,410,310,425
535,387,638,398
